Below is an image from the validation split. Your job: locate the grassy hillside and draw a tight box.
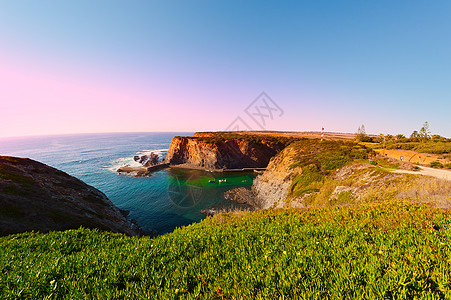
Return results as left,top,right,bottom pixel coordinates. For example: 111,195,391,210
368,140,451,155
1,200,450,299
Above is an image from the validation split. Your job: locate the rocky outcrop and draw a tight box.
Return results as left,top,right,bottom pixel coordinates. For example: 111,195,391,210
134,152,160,167
164,135,289,170
0,156,140,237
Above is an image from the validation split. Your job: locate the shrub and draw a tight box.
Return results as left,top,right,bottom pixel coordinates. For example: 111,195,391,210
350,148,368,160
319,151,352,170
359,136,374,143
429,161,443,168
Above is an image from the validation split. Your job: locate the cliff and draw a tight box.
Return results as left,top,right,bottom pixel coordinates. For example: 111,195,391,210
0,156,139,236
164,134,295,170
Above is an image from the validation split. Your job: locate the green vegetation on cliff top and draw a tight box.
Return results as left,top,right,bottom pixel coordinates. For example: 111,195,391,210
176,133,301,147
1,200,450,299
287,140,369,200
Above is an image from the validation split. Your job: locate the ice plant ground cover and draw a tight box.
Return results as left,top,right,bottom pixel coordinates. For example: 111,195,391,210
1,200,450,299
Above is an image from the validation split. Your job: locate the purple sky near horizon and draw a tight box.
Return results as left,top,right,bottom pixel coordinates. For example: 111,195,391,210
1,1,451,138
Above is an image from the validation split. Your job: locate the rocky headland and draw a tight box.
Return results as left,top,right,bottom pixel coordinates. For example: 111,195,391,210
0,156,141,236
164,133,296,170
223,138,434,212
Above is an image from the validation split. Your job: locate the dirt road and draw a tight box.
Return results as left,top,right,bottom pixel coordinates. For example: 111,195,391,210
393,166,451,181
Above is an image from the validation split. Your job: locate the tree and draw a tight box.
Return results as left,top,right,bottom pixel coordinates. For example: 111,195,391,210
419,121,431,141
357,125,366,136
410,131,420,139
355,124,366,142
356,125,371,142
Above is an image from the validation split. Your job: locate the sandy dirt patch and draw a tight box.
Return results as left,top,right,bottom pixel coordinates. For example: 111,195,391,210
375,149,450,165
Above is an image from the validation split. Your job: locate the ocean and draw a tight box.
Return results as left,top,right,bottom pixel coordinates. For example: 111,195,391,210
0,132,255,234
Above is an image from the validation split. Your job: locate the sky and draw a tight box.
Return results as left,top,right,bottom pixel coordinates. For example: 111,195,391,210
1,1,450,138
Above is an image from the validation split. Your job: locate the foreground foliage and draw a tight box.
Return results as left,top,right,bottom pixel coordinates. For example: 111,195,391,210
1,200,451,299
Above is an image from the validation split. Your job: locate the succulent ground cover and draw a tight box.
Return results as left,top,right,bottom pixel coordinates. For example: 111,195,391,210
1,200,450,299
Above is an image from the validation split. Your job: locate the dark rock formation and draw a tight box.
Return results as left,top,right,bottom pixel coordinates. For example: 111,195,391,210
134,152,160,167
0,156,140,237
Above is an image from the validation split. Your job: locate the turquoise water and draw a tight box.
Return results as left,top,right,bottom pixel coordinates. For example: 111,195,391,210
0,132,255,234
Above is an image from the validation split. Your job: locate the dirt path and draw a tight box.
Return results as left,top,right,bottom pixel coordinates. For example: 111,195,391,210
393,166,451,181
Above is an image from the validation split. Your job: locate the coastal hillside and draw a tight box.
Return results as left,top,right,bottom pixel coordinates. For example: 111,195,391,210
1,201,449,298
0,156,138,236
226,139,451,211
164,133,297,170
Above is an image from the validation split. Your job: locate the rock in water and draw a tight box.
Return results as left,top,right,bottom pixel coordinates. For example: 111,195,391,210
134,152,160,167
0,156,140,237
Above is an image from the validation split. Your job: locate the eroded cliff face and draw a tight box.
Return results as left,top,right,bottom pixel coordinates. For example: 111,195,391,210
0,156,139,236
252,145,302,209
164,136,288,170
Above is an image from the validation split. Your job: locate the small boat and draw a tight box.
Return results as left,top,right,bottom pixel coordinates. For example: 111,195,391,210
208,180,216,183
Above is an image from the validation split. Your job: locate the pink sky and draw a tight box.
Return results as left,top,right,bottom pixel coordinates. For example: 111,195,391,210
1,2,450,138
0,54,229,137
0,52,329,138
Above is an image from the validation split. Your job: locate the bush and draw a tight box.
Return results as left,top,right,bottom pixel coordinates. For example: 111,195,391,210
429,161,443,168
444,163,451,169
319,152,352,170
350,148,368,160
359,136,374,143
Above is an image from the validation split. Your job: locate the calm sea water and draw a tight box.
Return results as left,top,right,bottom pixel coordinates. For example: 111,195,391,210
0,132,255,234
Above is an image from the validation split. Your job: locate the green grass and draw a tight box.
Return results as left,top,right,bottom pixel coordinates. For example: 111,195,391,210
290,165,324,198
1,200,450,299
177,133,300,148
